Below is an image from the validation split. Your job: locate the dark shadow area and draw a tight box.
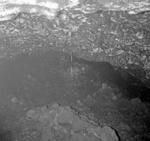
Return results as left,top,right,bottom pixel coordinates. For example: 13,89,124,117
72,54,150,103
0,130,13,141
0,115,13,141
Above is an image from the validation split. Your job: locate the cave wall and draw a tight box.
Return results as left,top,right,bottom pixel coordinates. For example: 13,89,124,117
0,0,150,80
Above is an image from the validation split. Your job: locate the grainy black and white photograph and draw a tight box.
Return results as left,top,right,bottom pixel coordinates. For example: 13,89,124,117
0,0,150,141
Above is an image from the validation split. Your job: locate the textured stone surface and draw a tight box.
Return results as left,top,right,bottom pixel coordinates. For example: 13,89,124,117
0,0,150,79
25,103,119,141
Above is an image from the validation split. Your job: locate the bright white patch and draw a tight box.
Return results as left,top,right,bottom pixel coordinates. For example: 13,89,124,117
1,0,59,9
68,0,79,7
0,0,59,20
41,9,56,18
30,7,38,13
6,0,37,5
0,7,20,16
39,2,59,9
0,6,20,21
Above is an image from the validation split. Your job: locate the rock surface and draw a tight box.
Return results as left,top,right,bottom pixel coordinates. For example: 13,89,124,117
0,0,150,81
25,103,119,141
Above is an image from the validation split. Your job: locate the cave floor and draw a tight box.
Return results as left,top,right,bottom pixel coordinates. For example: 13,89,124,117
0,49,150,141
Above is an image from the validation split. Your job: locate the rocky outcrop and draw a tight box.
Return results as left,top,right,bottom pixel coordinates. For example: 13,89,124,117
24,103,119,141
